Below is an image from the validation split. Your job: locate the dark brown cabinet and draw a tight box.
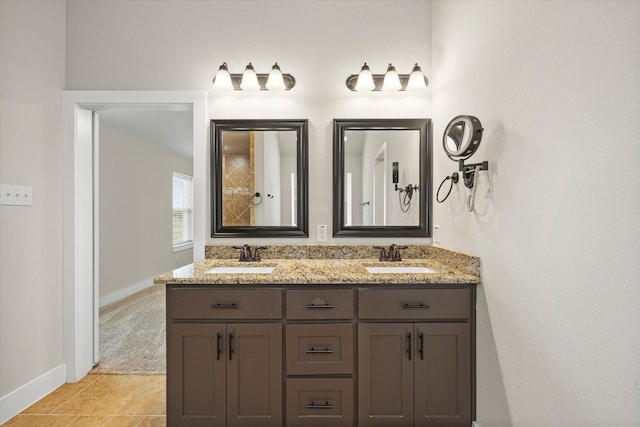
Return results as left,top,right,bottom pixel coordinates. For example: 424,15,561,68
285,289,355,427
358,323,470,426
167,288,283,427
167,285,474,427
358,289,472,427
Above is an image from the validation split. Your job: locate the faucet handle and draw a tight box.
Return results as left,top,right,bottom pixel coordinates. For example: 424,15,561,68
233,245,251,261
253,246,267,262
373,246,389,261
391,244,408,261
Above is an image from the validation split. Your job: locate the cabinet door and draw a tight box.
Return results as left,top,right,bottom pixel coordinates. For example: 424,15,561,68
167,323,227,427
414,323,470,427
358,323,414,427
227,323,283,427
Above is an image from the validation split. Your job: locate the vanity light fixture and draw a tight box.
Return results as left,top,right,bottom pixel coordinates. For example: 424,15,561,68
354,63,376,91
382,64,402,91
346,62,428,92
212,62,296,91
240,63,260,91
265,63,286,91
212,63,233,90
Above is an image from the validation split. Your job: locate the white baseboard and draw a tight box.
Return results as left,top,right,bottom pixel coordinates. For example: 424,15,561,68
99,277,155,308
472,422,482,427
0,364,66,424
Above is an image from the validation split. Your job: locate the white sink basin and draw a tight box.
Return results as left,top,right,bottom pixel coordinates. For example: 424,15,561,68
365,266,436,274
206,266,275,274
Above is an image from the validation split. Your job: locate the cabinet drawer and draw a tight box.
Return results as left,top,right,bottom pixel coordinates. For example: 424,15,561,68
358,288,470,319
168,287,282,320
286,289,354,320
286,324,354,375
286,378,353,427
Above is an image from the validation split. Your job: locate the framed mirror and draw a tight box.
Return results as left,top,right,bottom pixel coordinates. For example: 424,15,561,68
333,118,432,237
211,119,308,237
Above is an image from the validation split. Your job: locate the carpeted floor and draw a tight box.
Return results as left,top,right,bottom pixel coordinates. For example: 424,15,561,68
90,284,166,375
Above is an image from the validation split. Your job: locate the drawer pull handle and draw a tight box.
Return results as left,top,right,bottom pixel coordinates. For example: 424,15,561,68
306,401,334,409
306,347,334,354
211,303,238,309
402,303,430,309
306,304,335,309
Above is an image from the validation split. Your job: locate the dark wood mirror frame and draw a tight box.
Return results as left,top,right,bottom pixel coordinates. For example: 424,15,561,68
211,119,309,237
332,118,432,237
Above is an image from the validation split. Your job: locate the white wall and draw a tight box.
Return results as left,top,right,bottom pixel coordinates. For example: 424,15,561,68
65,0,433,244
0,0,66,402
432,1,640,425
12,2,637,426
99,123,193,304
1,0,430,418
262,132,281,226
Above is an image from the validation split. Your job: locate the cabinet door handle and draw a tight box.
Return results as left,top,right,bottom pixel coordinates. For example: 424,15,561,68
305,347,334,354
216,333,222,360
211,303,238,309
418,332,424,360
306,401,334,409
306,303,335,309
402,303,430,309
407,332,413,361
228,333,234,361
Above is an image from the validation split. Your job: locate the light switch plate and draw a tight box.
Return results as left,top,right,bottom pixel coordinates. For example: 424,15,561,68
317,224,328,242
0,184,33,206
433,224,440,245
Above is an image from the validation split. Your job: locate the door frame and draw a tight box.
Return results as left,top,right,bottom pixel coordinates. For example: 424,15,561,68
62,90,207,382
372,142,387,226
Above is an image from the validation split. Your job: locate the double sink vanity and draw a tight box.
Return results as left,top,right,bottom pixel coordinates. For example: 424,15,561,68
155,244,480,427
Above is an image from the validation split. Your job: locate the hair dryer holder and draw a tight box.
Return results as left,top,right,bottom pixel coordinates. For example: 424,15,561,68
459,160,488,188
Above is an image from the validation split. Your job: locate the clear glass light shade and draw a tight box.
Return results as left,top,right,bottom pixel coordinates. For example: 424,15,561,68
266,63,286,91
212,63,233,90
240,63,261,91
355,63,375,91
382,64,402,91
406,63,428,91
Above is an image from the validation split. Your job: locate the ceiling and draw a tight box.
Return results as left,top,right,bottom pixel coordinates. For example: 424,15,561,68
98,109,193,160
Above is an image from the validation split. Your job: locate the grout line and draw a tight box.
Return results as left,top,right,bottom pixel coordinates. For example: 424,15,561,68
46,374,103,415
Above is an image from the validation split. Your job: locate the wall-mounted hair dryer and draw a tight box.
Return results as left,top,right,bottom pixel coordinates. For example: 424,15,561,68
392,161,419,213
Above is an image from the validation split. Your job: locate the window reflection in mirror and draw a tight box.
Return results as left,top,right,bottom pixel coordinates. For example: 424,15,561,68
333,119,432,238
212,120,308,237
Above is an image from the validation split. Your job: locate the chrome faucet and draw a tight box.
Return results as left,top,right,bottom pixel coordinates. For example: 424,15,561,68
373,244,408,262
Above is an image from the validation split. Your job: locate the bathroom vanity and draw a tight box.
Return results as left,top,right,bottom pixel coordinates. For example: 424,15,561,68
157,245,479,427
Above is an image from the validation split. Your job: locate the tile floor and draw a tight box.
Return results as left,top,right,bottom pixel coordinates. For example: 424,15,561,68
2,374,166,426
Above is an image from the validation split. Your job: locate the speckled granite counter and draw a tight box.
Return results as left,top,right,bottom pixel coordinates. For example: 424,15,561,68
154,245,480,285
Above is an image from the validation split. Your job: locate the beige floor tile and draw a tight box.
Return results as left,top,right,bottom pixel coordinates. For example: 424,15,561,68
137,415,167,427
67,415,143,426
116,376,166,416
2,414,79,426
52,375,151,416
21,375,101,415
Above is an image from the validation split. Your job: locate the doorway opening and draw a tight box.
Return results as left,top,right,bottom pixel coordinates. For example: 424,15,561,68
63,91,207,382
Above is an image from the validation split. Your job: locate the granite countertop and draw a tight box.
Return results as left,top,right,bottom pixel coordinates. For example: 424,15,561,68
154,245,480,286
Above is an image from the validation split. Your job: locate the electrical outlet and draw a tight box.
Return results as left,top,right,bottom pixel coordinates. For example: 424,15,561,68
433,224,440,245
317,225,328,242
